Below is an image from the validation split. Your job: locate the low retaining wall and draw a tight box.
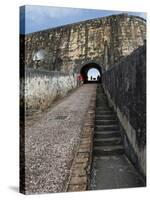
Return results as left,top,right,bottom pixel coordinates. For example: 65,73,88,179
20,69,78,111
102,44,146,177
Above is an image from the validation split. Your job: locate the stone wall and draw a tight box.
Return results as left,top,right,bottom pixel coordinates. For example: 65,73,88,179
20,69,77,111
21,14,146,73
102,44,146,177
20,14,146,113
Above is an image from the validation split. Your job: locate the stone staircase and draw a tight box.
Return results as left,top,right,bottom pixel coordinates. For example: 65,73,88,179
93,85,124,156
90,84,145,190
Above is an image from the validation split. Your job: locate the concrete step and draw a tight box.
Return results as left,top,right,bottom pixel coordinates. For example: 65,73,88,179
96,95,106,98
96,100,107,103
96,101,108,107
90,154,145,190
96,107,112,110
97,99,106,101
96,108,112,111
95,115,116,120
96,109,113,113
95,119,118,125
93,145,124,156
96,105,108,108
96,107,111,111
95,125,120,131
96,111,114,115
96,101,107,103
94,137,122,146
94,130,121,138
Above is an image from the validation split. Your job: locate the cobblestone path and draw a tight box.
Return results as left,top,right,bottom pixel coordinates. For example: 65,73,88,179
24,84,97,194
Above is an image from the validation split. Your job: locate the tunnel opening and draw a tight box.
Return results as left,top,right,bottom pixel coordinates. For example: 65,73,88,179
80,63,102,84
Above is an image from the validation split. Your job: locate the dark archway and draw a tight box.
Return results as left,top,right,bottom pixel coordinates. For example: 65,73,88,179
80,62,102,83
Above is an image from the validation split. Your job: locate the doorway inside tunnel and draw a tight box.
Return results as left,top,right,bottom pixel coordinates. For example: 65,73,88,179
80,63,102,84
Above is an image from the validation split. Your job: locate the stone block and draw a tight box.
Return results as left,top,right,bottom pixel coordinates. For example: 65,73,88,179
68,184,87,191
76,152,89,158
72,168,86,176
75,157,89,164
73,162,87,170
69,176,87,185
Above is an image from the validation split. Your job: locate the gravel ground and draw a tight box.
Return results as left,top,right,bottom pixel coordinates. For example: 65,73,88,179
24,84,97,194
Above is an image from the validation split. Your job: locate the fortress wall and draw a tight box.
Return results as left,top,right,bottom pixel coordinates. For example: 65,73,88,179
21,14,146,73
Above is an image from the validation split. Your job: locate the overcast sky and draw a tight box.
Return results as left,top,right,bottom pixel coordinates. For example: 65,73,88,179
20,5,146,34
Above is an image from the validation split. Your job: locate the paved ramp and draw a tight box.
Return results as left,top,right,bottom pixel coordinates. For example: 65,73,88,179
23,84,97,194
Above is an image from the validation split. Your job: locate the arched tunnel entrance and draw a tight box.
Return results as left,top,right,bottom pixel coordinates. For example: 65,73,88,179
80,63,102,84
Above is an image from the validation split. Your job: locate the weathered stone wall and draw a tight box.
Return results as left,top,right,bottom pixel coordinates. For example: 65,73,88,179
20,69,77,111
102,44,146,177
22,14,146,73
20,14,146,111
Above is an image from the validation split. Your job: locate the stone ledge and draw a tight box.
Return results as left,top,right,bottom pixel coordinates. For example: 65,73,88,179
66,90,97,192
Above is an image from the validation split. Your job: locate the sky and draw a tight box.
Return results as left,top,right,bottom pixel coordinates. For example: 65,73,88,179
88,68,100,80
20,5,146,34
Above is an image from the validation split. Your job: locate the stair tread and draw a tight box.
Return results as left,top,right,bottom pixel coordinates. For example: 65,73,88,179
96,113,115,115
96,110,110,111
96,116,115,118
96,106,110,108
95,130,120,133
96,109,113,113
94,137,122,142
95,119,117,121
96,112,114,115
95,125,119,127
95,123,118,126
96,110,113,111
95,125,120,131
95,120,118,124
94,145,124,150
96,105,108,106
94,137,123,146
96,109,111,111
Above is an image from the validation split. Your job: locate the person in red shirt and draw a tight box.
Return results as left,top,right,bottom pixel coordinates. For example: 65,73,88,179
77,74,84,86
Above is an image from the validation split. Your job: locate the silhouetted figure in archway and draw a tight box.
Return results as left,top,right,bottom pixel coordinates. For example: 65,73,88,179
97,75,101,83
84,74,88,84
91,76,93,81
